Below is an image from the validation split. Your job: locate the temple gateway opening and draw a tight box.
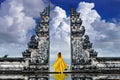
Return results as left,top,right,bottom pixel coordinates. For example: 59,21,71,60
0,6,120,73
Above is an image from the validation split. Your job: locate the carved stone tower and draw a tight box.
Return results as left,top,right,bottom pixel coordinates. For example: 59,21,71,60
23,6,50,71
70,7,97,71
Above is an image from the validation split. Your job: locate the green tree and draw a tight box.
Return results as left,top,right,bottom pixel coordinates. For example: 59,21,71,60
2,54,8,58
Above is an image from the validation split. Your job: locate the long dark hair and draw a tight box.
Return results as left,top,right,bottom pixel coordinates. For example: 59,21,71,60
58,52,62,57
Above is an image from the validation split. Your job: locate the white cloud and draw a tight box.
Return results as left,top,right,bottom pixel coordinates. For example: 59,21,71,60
0,43,27,57
0,0,50,56
77,2,120,57
22,0,52,17
0,0,36,43
50,6,70,65
77,2,100,23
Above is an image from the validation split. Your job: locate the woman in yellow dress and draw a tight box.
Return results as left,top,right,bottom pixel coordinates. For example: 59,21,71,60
53,52,67,73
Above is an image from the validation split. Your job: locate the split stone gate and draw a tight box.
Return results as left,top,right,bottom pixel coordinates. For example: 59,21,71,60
22,6,97,71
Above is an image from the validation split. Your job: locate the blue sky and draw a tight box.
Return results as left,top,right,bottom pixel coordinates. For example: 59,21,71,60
1,0,119,19
49,0,120,20
0,0,120,68
0,0,119,24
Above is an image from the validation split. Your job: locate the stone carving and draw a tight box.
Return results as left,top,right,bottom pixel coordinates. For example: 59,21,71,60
22,6,98,71
70,7,97,70
22,49,31,58
80,26,85,36
22,6,50,70
82,35,98,58
31,6,49,65
37,39,49,64
82,35,92,49
28,35,38,49
72,39,89,64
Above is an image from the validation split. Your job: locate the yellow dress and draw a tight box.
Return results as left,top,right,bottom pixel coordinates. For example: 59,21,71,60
53,55,67,72
53,73,67,80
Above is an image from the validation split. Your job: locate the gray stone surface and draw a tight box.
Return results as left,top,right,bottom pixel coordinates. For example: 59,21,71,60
23,6,50,70
70,7,97,70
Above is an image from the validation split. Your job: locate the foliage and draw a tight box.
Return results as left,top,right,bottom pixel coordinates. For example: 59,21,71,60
2,54,8,58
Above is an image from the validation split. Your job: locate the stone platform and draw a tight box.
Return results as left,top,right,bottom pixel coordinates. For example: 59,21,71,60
0,69,120,74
